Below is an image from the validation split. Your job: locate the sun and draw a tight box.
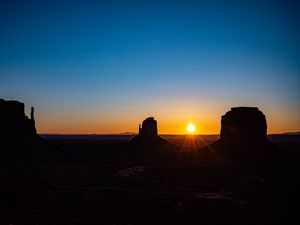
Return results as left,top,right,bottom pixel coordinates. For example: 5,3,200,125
187,123,196,133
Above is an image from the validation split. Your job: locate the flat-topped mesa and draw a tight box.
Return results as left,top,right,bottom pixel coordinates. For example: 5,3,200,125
220,107,267,141
0,98,37,137
138,117,158,137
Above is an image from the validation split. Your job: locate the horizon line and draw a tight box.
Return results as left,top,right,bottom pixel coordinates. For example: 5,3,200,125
39,132,300,136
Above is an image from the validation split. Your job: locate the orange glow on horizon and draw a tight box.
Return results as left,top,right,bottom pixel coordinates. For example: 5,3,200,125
35,102,300,135
37,120,296,135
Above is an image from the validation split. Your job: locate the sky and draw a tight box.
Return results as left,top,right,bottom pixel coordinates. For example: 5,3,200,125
0,0,299,134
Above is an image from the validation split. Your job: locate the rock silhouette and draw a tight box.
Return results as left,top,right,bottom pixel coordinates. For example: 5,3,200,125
130,117,169,147
220,107,267,141
199,106,285,164
138,117,158,137
0,98,61,162
0,99,36,136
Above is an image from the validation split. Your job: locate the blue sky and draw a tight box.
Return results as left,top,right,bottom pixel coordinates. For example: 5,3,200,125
1,0,299,134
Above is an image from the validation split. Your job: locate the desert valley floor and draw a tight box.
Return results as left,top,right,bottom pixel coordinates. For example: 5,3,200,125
0,134,299,225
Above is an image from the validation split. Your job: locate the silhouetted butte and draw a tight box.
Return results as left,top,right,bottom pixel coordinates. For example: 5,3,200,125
0,98,59,162
200,107,286,164
0,98,36,137
130,117,169,148
220,107,267,141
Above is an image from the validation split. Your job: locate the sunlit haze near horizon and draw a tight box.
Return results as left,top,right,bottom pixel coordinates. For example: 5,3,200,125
1,0,299,134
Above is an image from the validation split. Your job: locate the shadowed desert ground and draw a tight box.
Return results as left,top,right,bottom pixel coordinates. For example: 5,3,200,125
0,134,299,225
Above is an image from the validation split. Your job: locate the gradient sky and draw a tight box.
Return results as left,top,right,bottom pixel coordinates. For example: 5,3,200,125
1,0,299,134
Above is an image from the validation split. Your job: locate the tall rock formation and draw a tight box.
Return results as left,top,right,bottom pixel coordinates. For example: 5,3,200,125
0,99,37,137
0,99,60,162
198,106,285,164
220,107,267,141
138,117,158,138
130,117,169,147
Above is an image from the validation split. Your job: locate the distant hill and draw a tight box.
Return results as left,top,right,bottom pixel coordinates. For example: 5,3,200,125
118,132,137,135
